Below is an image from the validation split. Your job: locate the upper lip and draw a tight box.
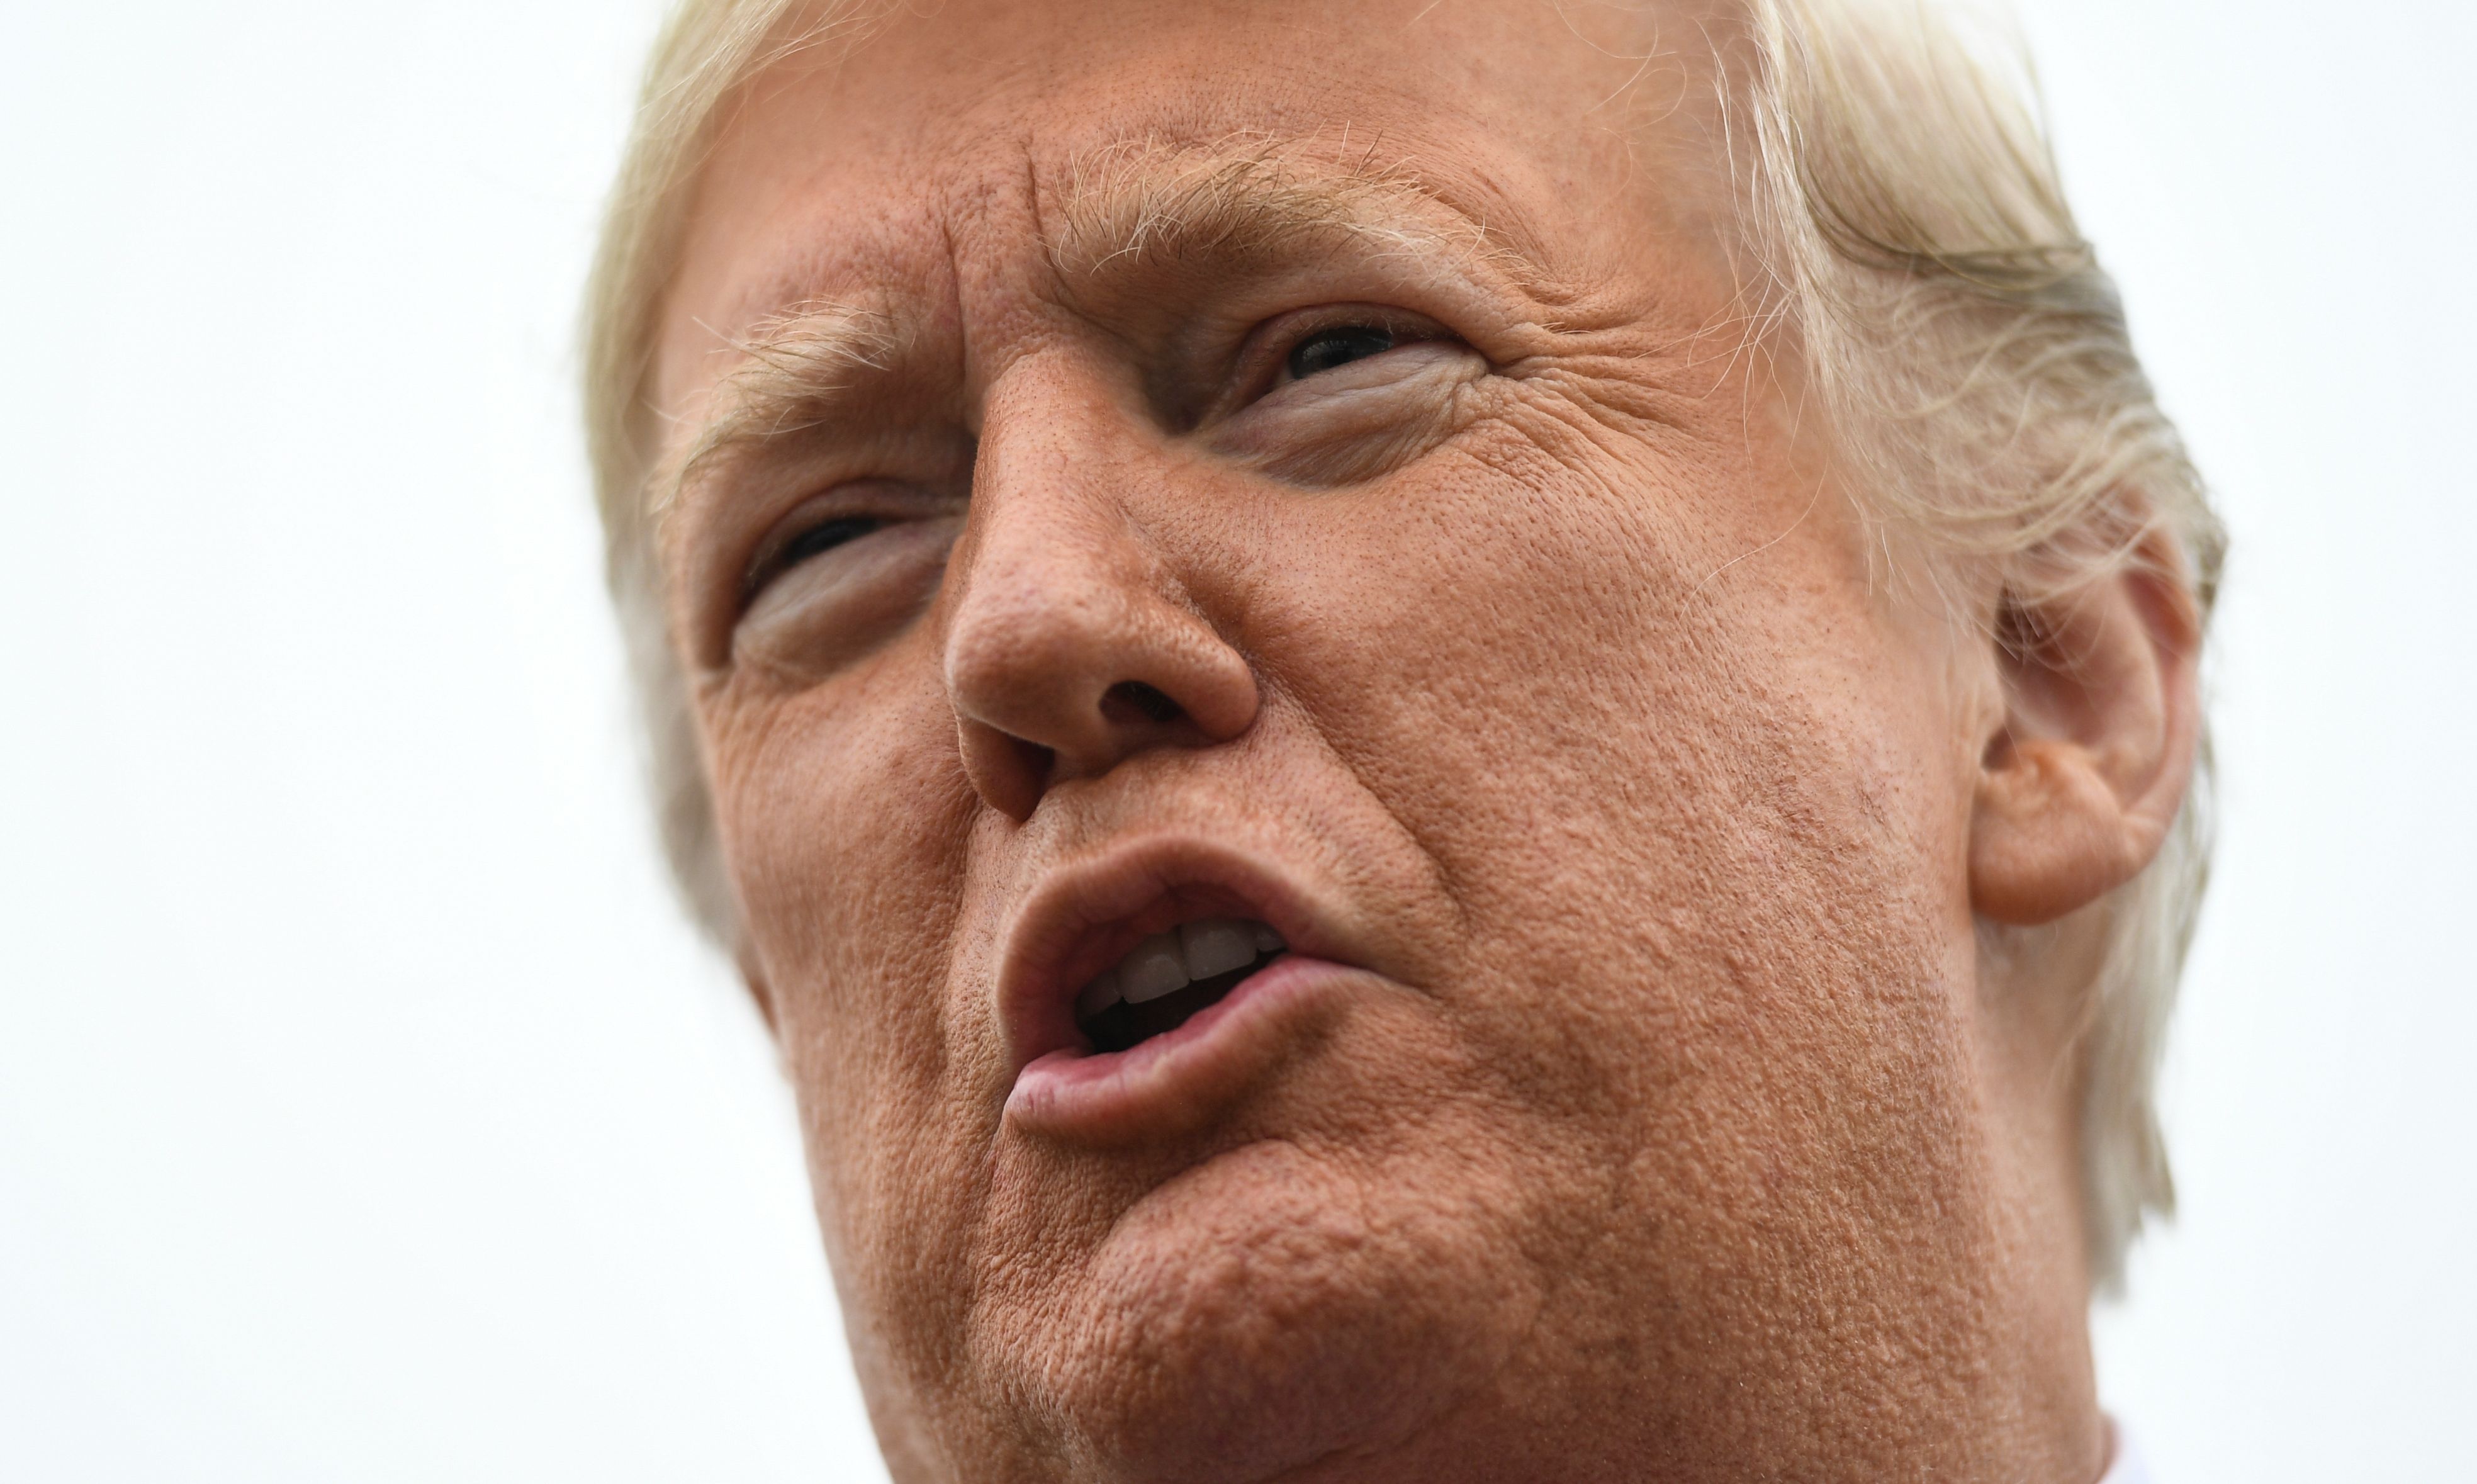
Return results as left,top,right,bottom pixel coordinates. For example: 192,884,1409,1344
994,835,1338,1075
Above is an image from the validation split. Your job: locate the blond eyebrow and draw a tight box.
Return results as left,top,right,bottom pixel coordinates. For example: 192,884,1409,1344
656,142,1547,525
1048,135,1544,286
655,300,907,526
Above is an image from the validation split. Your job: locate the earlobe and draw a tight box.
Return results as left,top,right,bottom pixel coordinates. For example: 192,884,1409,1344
1969,543,2203,926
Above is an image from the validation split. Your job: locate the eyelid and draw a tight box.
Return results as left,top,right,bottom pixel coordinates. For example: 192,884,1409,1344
1211,303,1458,421
737,482,958,609
743,510,870,604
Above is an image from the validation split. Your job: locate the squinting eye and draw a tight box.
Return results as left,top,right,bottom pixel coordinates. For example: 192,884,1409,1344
1286,325,1395,379
753,514,884,593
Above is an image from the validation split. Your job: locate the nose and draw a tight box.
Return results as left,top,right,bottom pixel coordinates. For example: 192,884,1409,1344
941,371,1259,821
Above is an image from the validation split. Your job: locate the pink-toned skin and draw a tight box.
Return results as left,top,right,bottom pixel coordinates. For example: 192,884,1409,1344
636,1,2203,1480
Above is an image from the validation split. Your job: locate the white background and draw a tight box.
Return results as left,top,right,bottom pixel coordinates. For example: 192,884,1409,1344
2,2,2468,1479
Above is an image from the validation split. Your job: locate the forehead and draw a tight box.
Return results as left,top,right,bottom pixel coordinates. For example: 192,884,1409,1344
654,0,1743,420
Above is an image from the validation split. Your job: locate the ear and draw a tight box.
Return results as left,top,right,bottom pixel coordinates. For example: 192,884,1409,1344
1970,538,2204,925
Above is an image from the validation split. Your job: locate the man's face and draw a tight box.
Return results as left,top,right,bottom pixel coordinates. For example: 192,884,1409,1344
650,0,2084,1476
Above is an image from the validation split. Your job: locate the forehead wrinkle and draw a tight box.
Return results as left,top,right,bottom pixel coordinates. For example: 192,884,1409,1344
1046,134,1561,296
651,299,908,537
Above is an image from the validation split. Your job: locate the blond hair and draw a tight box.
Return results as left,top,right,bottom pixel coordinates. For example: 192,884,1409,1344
581,0,2223,1290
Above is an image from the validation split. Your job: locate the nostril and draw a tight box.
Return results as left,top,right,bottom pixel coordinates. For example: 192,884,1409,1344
1101,680,1184,726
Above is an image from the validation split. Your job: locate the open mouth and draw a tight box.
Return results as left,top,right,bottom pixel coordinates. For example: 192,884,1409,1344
1074,918,1289,1054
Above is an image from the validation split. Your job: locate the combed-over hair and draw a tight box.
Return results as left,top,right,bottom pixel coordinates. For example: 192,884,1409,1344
580,0,2224,1291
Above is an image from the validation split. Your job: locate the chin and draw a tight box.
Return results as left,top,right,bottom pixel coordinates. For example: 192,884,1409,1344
980,1138,1539,1483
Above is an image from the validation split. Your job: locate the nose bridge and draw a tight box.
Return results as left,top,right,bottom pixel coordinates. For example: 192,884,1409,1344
945,356,1155,681
939,355,1259,819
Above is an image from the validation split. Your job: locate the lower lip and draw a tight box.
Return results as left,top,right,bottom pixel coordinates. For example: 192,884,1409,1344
1005,953,1360,1142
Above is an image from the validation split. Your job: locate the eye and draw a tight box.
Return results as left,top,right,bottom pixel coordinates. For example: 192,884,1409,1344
746,514,884,600
1286,325,1396,380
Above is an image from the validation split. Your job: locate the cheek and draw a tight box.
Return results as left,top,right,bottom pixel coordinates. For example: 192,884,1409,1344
1352,430,1995,1371
1264,406,1976,1176
705,655,988,1256
1267,405,1909,898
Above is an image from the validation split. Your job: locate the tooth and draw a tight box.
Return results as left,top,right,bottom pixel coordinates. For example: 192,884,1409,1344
1118,933,1191,1004
1250,921,1286,953
1180,918,1257,981
1076,967,1123,1020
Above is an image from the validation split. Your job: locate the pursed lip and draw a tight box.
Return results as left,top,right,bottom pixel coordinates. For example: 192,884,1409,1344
994,835,1360,1138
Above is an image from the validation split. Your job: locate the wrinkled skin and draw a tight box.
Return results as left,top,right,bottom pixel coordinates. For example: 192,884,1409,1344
644,0,2199,1478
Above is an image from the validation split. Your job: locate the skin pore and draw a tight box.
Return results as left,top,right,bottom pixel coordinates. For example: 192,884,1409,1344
643,1,2199,1479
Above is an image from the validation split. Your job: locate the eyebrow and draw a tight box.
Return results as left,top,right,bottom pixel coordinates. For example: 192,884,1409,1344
1047,137,1537,283
660,139,1549,522
658,300,907,526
